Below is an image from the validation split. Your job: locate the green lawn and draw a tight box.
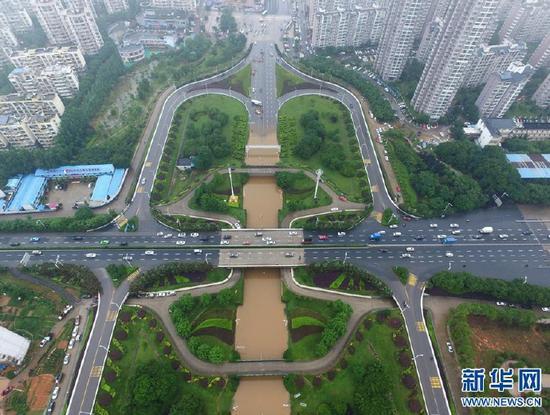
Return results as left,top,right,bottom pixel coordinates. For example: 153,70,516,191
106,264,138,287
276,64,309,97
285,309,425,415
228,64,252,97
0,271,63,343
94,306,237,415
276,171,332,223
152,95,249,205
278,95,369,203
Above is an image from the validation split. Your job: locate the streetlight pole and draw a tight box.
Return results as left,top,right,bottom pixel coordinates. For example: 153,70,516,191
441,202,453,218
314,169,323,200
205,253,211,264
412,354,424,361
343,251,348,263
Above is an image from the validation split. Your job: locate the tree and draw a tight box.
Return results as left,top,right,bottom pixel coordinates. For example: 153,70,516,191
131,361,178,414
219,8,237,33
169,393,204,414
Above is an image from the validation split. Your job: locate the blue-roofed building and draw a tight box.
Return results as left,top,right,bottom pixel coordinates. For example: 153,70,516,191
35,164,115,179
90,168,127,206
6,175,47,212
506,154,550,179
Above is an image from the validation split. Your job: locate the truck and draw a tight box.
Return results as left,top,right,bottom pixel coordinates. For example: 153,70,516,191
441,237,457,244
479,226,494,234
251,99,262,106
369,232,382,241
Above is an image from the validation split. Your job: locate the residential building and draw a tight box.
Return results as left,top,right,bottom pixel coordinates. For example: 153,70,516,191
0,5,33,33
118,44,145,64
9,47,87,72
0,27,18,49
416,0,452,62
375,0,427,81
137,8,190,29
150,0,196,10
466,117,550,147
499,0,550,43
9,65,80,98
64,4,104,54
103,0,128,14
309,0,390,48
528,33,550,70
0,327,30,365
475,61,534,118
411,0,499,121
33,0,74,45
0,113,61,148
533,73,550,108
0,93,65,118
462,40,528,88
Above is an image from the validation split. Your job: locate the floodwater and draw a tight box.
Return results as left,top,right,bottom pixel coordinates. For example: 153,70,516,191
235,268,288,360
245,130,280,166
243,176,282,228
232,377,290,415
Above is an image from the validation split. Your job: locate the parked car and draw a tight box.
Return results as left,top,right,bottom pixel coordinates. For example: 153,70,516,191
63,354,70,365
496,301,507,306
446,342,454,353
445,252,454,257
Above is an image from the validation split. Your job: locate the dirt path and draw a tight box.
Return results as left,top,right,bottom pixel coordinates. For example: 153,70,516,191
232,377,290,415
235,269,288,360
243,176,282,228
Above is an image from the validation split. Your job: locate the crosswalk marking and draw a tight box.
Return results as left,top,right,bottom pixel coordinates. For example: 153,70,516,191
416,321,426,332
408,273,417,286
137,186,144,193
430,377,442,388
371,184,379,192
91,366,103,377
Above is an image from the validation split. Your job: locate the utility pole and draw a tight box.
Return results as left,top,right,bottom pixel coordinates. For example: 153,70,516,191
228,167,235,197
314,169,323,200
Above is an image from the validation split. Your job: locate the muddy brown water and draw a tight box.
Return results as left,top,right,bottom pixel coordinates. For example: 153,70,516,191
243,176,282,228
245,130,280,166
235,268,288,360
232,377,290,415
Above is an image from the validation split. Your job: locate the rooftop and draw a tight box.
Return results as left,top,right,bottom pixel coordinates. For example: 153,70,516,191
0,327,31,365
483,118,517,135
506,154,550,179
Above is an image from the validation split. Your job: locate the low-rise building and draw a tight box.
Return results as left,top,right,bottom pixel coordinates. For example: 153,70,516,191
118,44,145,64
149,0,196,11
0,93,65,118
123,30,177,49
0,327,30,365
137,8,190,30
9,65,80,98
465,117,550,147
9,47,87,72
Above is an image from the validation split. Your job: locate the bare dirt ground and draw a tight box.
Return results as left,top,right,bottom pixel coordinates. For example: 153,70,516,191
232,377,290,415
235,269,288,360
243,176,282,228
27,374,54,412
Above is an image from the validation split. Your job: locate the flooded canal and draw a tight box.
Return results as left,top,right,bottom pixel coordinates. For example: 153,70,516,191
232,377,290,415
235,268,288,360
243,176,282,228
245,130,280,166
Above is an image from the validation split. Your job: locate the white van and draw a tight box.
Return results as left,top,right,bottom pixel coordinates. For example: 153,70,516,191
193,249,203,254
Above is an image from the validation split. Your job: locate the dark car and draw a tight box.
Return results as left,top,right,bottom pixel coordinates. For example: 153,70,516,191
522,231,533,236
72,236,83,241
47,401,55,413
119,241,128,246
415,236,425,241
9,242,20,247
223,235,232,240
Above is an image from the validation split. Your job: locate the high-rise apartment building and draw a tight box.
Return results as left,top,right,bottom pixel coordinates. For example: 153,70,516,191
8,65,80,98
532,73,550,108
309,0,389,48
462,40,528,88
375,0,427,81
33,0,104,55
416,0,452,62
9,47,87,72
0,27,18,49
475,62,534,118
0,93,65,119
150,0,196,10
0,113,61,148
103,0,128,14
528,34,550,70
0,2,34,34
499,0,550,43
411,0,499,120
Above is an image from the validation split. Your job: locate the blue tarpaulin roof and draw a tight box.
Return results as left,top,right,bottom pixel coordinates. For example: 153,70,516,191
90,169,126,202
6,175,46,211
506,154,550,179
35,164,115,178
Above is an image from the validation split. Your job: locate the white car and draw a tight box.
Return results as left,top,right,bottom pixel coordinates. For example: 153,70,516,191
496,301,507,306
144,250,155,255
288,231,298,236
400,253,412,258
156,232,164,237
499,234,509,239
451,230,461,235
436,234,447,239
63,354,70,365
163,234,173,239
337,232,346,237
378,230,386,235
449,223,459,228
446,342,454,353
122,255,133,261
542,307,550,312
85,253,96,258
175,241,186,245
177,233,186,238
429,223,438,228
68,338,75,350
389,224,398,229
330,207,339,212
220,240,229,245
393,232,402,237
141,178,146,185
406,247,415,252
190,233,199,238
266,240,276,245
445,252,454,257
51,386,60,400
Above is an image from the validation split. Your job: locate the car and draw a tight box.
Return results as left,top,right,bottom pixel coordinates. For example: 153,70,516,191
30,236,40,242
141,178,146,185
72,235,84,241
85,253,97,258
445,252,454,257
119,241,128,246
522,231,533,236
451,230,461,235
229,253,239,258
285,252,295,257
75,334,82,342
378,230,386,235
330,207,339,212
255,232,263,237
243,241,251,245
193,249,203,254
1,386,14,397
392,232,402,237
288,231,298,236
378,248,388,253
542,307,550,312
389,224,398,229
63,354,70,365
318,235,329,240
163,233,173,239
99,240,109,245
144,250,155,255
75,315,80,326
338,195,347,202
47,401,55,413
405,247,415,252
472,234,483,239
446,342,454,353
429,223,438,228
68,338,75,350
190,233,199,238
220,240,229,245
72,326,78,337
55,373,64,384
9,242,20,247
266,240,275,245
415,236,425,241
156,231,164,236
223,234,232,240
499,234,509,239
449,223,459,228
40,335,52,348
337,232,346,237
402,216,412,222
176,240,186,245
32,250,42,255
400,253,412,258
177,233,186,238
436,234,447,239
496,301,507,306
122,255,133,261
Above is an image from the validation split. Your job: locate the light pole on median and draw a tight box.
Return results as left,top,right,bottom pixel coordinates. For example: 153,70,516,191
412,354,424,361
205,253,212,264
441,202,453,218
343,251,349,264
